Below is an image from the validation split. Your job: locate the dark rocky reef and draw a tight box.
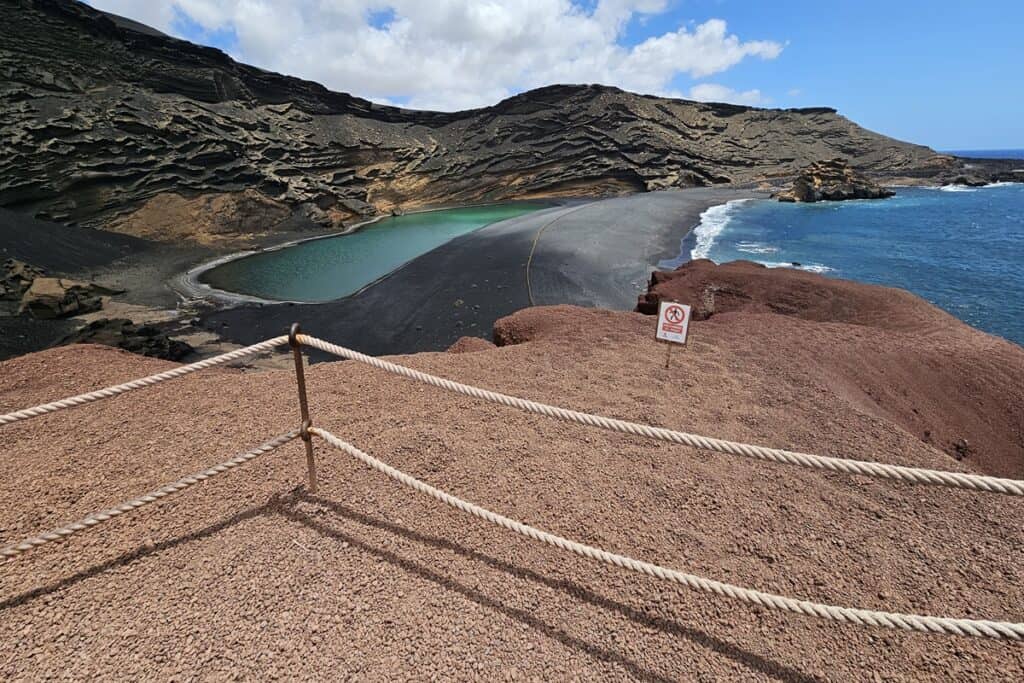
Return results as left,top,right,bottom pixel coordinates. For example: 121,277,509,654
1,0,958,243
61,317,193,360
774,158,896,202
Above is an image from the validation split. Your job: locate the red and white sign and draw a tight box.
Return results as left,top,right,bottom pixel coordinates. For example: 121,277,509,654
656,302,691,344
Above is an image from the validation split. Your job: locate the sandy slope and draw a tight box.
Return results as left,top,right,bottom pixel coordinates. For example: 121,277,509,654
1,285,1022,679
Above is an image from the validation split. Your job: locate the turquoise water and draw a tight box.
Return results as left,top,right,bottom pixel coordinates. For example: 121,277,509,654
201,203,546,302
665,183,1024,345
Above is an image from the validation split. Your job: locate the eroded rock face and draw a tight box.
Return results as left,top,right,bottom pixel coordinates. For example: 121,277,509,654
18,277,121,319
1,1,948,241
107,190,293,244
61,318,193,360
774,158,896,202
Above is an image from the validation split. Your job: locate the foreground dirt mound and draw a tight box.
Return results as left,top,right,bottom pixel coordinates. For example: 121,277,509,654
2,298,1023,679
637,260,1024,477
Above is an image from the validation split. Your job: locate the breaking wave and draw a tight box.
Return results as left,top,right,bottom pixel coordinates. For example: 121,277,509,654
690,199,755,260
759,261,835,274
736,241,779,255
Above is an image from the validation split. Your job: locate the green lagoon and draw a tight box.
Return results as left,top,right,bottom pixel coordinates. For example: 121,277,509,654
200,203,545,302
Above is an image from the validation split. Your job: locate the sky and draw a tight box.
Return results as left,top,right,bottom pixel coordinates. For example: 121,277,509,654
84,0,1023,150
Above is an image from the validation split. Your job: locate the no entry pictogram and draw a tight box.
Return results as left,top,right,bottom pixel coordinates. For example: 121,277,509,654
664,304,686,325
656,301,691,346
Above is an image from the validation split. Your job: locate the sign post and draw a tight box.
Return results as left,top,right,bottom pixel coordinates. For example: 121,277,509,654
656,301,691,368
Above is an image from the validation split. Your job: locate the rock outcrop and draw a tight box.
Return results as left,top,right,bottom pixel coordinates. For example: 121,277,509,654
636,259,1024,476
18,277,121,319
61,318,193,360
774,158,896,202
1,0,956,243
1,259,44,300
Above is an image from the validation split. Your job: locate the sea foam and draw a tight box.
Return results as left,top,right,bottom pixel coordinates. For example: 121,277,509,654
758,261,835,274
736,241,779,254
690,198,755,260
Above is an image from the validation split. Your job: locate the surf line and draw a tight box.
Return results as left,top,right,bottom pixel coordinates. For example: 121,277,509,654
525,203,595,306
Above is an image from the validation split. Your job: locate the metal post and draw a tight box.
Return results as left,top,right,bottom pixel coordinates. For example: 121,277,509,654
289,323,317,493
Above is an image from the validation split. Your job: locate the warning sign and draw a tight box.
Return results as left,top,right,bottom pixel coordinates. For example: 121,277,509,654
656,302,691,345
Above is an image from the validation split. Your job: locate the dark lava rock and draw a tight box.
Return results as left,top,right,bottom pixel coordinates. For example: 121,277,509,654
947,175,989,187
1,259,45,301
18,277,121,319
62,318,193,360
774,158,896,202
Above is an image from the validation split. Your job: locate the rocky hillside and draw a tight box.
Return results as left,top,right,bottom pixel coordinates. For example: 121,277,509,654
1,0,957,243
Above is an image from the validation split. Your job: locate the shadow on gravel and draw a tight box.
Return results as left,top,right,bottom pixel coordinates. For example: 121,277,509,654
0,487,821,681
0,491,299,612
285,492,823,683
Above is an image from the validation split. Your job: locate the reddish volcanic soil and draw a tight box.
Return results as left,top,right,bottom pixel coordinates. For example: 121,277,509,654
638,259,1024,478
1,262,1023,680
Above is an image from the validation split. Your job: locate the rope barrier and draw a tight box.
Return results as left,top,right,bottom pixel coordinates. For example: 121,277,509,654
0,430,299,561
1,329,1020,641
310,426,1024,640
297,335,1024,497
0,336,289,427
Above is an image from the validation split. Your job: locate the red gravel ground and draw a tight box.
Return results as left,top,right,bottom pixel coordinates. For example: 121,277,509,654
2,271,1023,679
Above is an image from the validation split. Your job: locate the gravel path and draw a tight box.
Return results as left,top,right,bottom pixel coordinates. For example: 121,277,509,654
1,303,1021,680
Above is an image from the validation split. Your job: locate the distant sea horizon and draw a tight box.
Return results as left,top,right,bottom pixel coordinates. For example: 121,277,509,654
943,148,1024,159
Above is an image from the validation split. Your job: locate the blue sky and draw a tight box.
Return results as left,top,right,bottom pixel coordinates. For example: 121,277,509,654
88,0,1022,150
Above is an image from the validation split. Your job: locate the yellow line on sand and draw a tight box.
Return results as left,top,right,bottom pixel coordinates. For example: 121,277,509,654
525,203,592,306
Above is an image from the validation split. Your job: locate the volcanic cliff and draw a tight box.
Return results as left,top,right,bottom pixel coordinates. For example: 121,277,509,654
2,0,959,244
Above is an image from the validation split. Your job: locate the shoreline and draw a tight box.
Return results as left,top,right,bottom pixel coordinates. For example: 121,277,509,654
175,198,563,306
199,187,764,359
0,189,752,361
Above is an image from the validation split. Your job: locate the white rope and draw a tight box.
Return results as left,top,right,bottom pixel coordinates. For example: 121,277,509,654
0,336,289,426
1,430,299,561
298,335,1024,497
310,426,1024,640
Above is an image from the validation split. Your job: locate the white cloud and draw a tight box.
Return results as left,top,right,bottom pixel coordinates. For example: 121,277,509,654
687,83,767,106
85,0,783,111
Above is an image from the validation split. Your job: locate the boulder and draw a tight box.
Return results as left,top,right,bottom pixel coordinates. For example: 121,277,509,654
62,318,194,360
774,158,895,202
18,277,121,319
947,175,988,187
1,258,45,300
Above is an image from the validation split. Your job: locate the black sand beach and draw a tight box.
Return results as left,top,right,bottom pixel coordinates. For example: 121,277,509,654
200,188,762,357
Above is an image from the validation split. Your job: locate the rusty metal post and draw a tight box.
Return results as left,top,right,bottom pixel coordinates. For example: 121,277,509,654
289,323,317,493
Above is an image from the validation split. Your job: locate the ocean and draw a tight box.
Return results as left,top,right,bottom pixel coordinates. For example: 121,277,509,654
943,149,1024,159
664,182,1024,345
